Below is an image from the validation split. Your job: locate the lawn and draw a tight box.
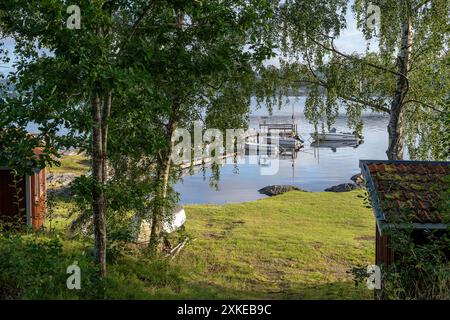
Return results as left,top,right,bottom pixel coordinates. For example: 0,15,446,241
164,191,375,299
33,155,376,299
47,154,89,175
41,190,375,299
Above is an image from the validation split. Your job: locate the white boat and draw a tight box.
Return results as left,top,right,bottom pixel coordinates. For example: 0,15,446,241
310,140,364,153
310,140,363,149
163,207,186,234
135,207,187,243
311,128,363,142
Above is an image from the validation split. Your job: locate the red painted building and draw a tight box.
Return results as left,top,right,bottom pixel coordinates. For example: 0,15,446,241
360,160,449,268
0,148,46,230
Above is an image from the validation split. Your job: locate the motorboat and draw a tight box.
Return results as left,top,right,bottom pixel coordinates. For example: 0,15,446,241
310,128,363,142
310,140,364,152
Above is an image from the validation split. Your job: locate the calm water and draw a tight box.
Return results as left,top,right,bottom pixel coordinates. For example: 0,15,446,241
26,96,393,204
175,97,392,204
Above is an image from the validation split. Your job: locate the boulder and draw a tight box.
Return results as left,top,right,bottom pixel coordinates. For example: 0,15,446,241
258,185,306,196
47,173,77,197
350,173,365,186
47,172,77,186
324,183,360,192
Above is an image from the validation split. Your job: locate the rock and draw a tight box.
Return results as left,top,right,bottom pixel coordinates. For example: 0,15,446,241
47,173,77,198
324,183,360,192
350,173,365,186
47,172,77,186
258,185,306,196
59,149,83,156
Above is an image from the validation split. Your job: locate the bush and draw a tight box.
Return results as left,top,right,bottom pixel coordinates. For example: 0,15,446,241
351,228,450,300
380,229,450,300
0,233,104,299
0,232,184,299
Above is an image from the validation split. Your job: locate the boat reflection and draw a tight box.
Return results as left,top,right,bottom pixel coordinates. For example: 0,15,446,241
310,140,364,153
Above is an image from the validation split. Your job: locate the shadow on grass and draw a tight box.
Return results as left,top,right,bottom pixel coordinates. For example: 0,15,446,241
149,280,373,300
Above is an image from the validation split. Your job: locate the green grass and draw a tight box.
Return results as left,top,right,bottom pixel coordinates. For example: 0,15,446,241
164,191,375,299
47,154,89,175
45,196,78,231
41,188,375,299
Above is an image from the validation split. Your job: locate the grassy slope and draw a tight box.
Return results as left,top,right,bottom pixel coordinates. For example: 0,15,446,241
159,191,375,299
44,154,89,228
47,154,89,175
44,155,376,299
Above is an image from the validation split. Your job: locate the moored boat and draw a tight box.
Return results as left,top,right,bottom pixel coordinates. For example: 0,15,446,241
311,128,363,142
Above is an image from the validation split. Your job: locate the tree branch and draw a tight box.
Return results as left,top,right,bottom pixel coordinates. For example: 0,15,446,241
307,35,408,81
301,46,391,114
403,99,444,113
130,2,153,37
294,78,391,114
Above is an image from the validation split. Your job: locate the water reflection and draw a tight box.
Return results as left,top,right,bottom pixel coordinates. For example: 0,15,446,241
176,112,391,204
310,140,364,153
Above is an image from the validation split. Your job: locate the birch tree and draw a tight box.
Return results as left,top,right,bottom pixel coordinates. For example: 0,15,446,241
0,0,277,273
279,0,449,160
1,0,164,276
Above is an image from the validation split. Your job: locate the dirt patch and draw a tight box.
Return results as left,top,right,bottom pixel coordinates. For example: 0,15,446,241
223,220,245,231
204,232,225,239
354,236,374,241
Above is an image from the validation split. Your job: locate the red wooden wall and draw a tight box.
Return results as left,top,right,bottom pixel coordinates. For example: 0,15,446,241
0,169,46,230
0,170,26,223
375,226,395,268
30,168,46,230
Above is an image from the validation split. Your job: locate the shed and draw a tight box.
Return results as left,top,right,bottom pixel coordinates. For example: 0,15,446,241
0,147,47,230
360,160,449,268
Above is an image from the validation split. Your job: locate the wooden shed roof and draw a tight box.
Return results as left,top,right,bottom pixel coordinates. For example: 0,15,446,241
360,160,449,233
0,147,47,170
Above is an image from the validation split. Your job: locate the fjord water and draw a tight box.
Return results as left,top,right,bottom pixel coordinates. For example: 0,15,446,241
175,97,391,204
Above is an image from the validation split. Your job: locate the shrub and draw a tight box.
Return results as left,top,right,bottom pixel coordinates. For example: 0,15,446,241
0,232,184,299
380,229,450,300
0,233,104,299
351,228,450,300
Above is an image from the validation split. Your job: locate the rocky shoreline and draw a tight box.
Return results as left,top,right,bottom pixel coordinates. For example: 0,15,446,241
47,172,77,197
258,173,365,196
323,173,365,192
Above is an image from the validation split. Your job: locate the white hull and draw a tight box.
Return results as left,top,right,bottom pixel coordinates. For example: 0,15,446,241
135,207,186,244
310,140,362,148
311,132,361,142
163,207,187,233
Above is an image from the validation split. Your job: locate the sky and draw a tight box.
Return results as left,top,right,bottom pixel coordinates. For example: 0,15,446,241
263,8,378,67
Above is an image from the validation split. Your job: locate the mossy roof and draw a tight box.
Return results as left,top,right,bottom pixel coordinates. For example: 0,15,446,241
360,160,449,231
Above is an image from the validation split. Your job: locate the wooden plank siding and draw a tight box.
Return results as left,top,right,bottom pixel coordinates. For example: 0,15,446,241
30,169,46,230
0,170,27,223
375,226,395,268
0,168,46,230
